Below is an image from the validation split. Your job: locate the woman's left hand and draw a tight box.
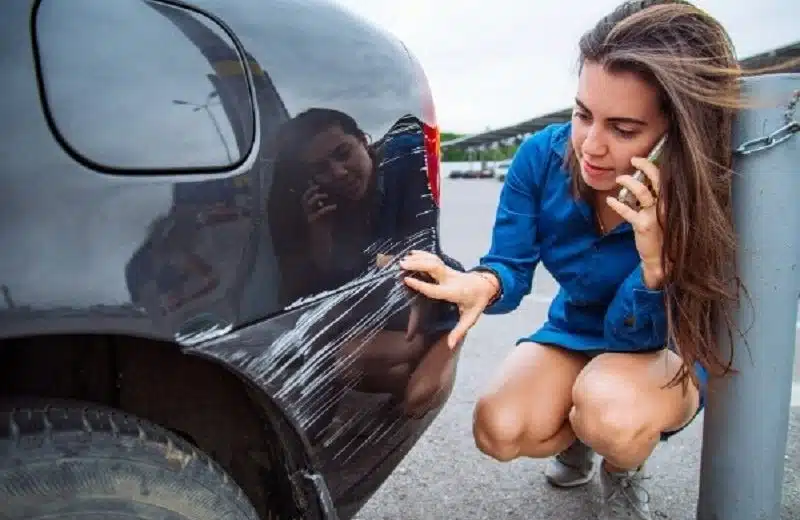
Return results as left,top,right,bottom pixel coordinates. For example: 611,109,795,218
605,156,665,289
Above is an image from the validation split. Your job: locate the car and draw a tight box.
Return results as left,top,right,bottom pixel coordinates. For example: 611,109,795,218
495,159,512,181
447,165,495,179
0,1,463,519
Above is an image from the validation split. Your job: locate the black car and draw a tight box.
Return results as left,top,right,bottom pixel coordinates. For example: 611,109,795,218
0,1,463,518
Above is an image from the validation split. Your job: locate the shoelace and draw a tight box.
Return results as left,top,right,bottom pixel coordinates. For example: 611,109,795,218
605,471,652,515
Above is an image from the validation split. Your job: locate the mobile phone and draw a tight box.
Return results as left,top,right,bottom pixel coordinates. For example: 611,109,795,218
617,134,667,210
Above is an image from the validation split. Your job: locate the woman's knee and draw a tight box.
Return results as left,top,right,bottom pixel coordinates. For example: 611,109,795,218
472,394,526,461
472,393,566,461
569,365,657,455
471,342,587,461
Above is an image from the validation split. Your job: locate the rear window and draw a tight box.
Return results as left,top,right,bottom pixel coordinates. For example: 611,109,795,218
33,0,255,172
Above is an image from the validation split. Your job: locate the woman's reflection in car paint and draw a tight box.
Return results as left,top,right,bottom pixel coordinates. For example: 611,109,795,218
271,109,390,299
268,108,457,419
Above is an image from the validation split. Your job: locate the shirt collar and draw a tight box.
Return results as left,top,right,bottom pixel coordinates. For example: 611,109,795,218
551,121,571,161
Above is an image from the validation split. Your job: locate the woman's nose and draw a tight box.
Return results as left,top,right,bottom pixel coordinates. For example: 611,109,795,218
581,127,607,156
329,160,349,179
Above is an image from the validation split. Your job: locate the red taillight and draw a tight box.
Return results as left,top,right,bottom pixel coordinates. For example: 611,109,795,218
423,122,441,206
409,52,441,206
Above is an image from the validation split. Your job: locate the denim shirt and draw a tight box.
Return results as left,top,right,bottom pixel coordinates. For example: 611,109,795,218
478,121,667,352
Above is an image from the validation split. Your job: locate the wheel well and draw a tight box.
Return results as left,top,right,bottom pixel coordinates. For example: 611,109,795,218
0,333,315,519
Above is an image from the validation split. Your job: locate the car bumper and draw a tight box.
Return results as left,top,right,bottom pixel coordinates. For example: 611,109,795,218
186,265,461,518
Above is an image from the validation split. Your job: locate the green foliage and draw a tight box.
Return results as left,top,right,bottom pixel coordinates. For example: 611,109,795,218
440,131,463,142
439,131,519,162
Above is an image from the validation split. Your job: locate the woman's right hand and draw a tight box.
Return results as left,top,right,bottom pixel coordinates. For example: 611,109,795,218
302,182,337,223
399,250,499,350
302,182,336,267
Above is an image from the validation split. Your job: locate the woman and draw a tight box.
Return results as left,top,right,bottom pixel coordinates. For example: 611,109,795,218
267,109,440,304
267,108,381,304
398,1,751,518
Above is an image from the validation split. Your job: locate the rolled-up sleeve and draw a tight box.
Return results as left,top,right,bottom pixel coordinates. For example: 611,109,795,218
603,263,667,349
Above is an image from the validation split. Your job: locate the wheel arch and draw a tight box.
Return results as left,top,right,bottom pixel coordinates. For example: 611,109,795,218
0,332,324,519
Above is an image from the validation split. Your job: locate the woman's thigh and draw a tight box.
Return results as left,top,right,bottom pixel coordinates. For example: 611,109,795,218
572,348,701,443
474,342,589,444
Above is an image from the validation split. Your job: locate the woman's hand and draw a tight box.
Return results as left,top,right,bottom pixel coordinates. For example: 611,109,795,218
301,182,338,267
376,253,428,341
399,250,499,349
605,156,665,289
302,182,337,224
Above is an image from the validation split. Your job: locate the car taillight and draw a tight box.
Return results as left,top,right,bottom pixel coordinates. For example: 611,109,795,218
423,120,441,207
409,52,441,206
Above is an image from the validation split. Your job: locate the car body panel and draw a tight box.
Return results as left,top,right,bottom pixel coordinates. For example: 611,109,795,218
0,1,459,518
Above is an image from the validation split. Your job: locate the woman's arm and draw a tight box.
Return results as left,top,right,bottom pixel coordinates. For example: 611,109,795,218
475,127,553,315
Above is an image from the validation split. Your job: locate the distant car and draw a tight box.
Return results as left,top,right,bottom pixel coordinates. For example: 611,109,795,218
0,1,462,519
495,159,512,181
448,166,495,179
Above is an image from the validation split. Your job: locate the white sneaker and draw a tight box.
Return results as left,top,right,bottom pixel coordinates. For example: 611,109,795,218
598,463,652,520
544,439,597,488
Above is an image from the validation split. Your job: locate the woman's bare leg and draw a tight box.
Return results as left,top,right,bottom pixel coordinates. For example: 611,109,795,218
569,348,701,470
472,342,590,461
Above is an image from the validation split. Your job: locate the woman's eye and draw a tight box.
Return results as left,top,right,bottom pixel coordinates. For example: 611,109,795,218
574,111,590,121
332,144,351,161
614,127,637,139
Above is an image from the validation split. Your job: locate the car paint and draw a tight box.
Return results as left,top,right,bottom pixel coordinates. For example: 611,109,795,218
0,1,460,518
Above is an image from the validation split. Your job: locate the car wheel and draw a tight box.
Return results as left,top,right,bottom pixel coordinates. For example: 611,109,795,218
0,399,260,520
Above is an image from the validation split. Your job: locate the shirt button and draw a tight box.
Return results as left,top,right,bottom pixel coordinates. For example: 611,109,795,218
624,315,636,327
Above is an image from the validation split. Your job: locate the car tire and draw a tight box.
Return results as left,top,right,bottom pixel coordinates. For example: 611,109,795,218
0,399,260,520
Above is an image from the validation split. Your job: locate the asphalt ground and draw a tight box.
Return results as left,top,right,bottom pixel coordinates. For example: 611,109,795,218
354,176,799,520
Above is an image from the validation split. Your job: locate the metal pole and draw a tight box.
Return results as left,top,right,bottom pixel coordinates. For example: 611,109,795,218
697,73,800,520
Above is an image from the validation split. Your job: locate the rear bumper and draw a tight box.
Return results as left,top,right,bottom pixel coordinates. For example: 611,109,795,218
187,262,461,518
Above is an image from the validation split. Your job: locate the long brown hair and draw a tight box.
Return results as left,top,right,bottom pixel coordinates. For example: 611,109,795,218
565,0,795,387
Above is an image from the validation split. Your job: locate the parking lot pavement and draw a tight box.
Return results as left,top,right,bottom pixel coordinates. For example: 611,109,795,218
354,177,799,520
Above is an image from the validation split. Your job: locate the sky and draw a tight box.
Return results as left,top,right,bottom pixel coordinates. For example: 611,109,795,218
332,0,799,134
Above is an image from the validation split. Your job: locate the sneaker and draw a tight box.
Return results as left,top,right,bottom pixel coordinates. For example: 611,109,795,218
599,463,652,520
544,439,597,488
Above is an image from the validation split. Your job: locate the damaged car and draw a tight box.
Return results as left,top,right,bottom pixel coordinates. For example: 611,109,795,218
0,1,462,518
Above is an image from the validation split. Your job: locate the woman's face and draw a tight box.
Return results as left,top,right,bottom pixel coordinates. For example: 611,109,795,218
303,124,373,200
570,60,670,193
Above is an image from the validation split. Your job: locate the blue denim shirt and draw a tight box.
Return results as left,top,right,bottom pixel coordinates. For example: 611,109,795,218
478,121,667,352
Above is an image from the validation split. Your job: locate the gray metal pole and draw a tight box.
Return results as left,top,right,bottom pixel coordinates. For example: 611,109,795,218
697,73,800,520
